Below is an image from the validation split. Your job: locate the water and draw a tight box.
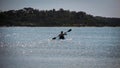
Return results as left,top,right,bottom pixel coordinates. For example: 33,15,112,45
0,27,120,68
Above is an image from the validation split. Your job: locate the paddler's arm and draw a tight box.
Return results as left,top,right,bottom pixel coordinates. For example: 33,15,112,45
64,32,67,35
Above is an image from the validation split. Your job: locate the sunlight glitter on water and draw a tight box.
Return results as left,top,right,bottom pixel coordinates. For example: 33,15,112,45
0,27,120,68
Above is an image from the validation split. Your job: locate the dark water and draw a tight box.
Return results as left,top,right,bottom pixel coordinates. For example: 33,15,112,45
0,27,120,68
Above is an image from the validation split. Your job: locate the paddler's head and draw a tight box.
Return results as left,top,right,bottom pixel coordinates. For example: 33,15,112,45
61,31,63,34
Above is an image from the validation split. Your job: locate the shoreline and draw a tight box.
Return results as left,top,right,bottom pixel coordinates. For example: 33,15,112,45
0,24,120,27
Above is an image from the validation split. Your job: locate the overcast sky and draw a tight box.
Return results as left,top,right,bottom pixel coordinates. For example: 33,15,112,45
0,0,120,18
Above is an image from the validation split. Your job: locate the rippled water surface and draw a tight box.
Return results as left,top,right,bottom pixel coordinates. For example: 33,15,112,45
0,27,120,68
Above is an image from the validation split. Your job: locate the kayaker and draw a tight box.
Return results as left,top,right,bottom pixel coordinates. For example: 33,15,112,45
58,31,67,40
52,29,72,40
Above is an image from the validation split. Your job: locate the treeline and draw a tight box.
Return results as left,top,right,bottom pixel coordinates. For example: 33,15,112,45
0,7,120,26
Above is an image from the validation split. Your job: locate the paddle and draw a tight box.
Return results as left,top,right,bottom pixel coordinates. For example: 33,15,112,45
52,29,72,40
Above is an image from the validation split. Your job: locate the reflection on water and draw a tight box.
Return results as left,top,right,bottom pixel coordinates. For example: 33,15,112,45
0,27,120,68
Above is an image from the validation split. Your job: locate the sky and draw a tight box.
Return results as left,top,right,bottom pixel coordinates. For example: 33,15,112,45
0,0,120,18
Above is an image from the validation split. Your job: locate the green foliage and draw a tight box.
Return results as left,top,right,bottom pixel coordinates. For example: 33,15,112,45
0,7,120,26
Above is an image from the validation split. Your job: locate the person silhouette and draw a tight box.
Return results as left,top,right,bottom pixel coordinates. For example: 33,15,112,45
58,31,67,40
52,29,72,40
